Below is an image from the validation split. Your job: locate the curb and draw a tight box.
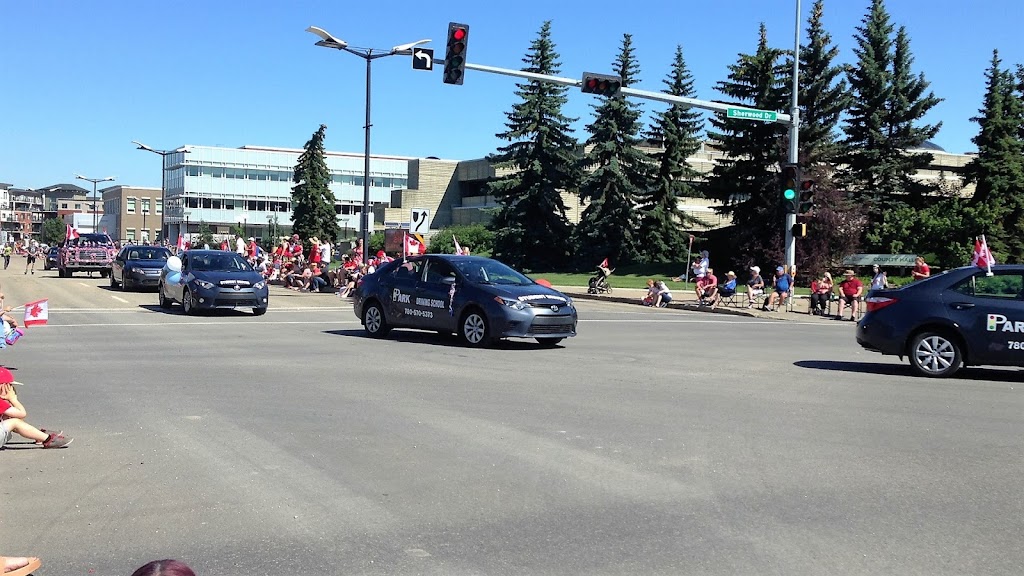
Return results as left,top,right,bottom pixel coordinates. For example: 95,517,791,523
562,290,782,320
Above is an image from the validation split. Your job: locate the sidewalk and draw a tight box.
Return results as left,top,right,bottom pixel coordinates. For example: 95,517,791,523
554,284,851,323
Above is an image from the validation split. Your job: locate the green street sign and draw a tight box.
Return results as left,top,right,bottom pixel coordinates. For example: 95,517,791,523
727,107,778,122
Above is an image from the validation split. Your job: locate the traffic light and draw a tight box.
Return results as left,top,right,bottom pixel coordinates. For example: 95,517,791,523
443,22,469,85
781,163,800,214
792,223,807,238
581,72,621,97
798,179,816,214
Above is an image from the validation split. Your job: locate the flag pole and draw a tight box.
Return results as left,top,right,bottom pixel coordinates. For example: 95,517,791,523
983,234,993,276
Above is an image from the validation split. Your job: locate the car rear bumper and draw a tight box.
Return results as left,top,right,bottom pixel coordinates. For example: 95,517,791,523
856,315,904,355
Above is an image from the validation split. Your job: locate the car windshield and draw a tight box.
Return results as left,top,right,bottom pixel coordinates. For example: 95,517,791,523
128,248,169,261
69,233,114,247
190,253,252,272
452,258,533,286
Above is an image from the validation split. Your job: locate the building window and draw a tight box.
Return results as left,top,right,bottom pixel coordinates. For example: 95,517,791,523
126,228,136,242
127,198,136,214
61,203,68,209
74,203,81,210
142,199,151,214
156,200,162,215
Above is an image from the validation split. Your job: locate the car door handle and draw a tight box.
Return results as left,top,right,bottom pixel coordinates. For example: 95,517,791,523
950,302,975,310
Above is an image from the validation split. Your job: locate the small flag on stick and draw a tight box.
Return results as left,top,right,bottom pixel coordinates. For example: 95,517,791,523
24,299,48,327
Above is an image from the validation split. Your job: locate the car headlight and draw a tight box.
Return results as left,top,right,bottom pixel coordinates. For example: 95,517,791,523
195,279,215,289
494,296,528,311
254,280,266,289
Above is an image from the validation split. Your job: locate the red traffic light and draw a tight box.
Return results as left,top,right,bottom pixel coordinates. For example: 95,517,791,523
452,27,466,41
580,72,621,96
800,179,815,190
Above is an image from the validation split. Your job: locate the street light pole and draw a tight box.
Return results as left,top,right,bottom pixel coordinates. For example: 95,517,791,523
132,141,190,243
306,26,429,262
142,209,149,242
74,174,115,233
784,0,802,269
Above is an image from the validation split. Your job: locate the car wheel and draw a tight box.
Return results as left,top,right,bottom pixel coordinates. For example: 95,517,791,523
121,275,131,291
110,272,118,288
909,331,962,378
253,307,267,316
100,270,109,278
158,284,173,309
362,302,390,337
460,310,491,347
535,338,563,347
182,290,196,315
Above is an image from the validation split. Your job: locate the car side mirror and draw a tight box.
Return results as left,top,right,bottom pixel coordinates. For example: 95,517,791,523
440,276,456,285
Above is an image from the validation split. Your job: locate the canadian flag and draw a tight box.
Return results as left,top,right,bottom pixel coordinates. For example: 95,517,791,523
24,299,48,327
176,234,185,251
598,258,609,269
404,232,424,256
453,234,463,255
972,235,996,275
65,224,80,241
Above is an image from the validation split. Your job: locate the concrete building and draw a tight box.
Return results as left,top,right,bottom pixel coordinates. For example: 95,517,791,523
100,185,162,242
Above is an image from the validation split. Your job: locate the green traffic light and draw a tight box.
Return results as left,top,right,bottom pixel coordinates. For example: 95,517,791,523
783,189,796,200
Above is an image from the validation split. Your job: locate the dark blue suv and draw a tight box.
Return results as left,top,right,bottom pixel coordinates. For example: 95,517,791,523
857,265,1024,377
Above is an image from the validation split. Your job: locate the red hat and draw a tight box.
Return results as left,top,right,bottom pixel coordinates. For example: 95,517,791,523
377,250,386,257
0,366,23,385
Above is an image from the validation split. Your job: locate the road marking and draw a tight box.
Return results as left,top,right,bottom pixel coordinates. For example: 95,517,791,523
110,296,129,303
42,320,361,328
46,306,351,313
78,282,91,287
580,319,847,327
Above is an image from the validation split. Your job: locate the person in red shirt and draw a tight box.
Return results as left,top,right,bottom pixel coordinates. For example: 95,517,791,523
836,269,864,321
912,256,930,281
0,368,72,449
308,237,322,265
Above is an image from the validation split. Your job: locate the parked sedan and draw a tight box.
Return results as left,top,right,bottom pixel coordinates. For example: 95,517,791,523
44,246,59,270
353,254,577,347
158,250,268,315
110,245,171,290
857,264,1024,377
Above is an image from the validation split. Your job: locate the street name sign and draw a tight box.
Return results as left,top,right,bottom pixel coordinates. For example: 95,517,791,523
727,107,778,122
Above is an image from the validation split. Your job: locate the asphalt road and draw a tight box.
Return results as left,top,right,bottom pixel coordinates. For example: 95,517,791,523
1,264,1022,575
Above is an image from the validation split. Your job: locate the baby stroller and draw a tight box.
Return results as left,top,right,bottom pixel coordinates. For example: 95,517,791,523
587,265,614,294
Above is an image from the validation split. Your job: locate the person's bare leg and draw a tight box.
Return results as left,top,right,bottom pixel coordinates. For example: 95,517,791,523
6,419,49,443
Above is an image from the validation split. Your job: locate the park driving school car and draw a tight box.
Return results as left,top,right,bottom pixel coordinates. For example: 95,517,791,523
353,255,577,347
857,264,1024,377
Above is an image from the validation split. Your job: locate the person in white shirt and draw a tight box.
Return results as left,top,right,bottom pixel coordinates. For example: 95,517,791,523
870,265,888,290
320,240,332,265
653,280,673,308
234,234,246,256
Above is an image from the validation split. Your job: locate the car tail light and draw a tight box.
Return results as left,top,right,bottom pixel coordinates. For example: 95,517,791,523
866,296,898,312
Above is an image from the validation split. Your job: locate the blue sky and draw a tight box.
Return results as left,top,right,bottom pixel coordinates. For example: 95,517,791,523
3,0,1022,191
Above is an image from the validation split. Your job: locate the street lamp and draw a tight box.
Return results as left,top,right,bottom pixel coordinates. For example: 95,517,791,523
74,174,115,233
183,210,191,245
132,141,191,242
306,26,429,261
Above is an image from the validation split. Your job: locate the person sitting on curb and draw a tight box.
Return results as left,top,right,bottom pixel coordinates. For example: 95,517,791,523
642,279,658,306
696,268,718,305
0,368,72,449
653,279,673,308
712,271,737,310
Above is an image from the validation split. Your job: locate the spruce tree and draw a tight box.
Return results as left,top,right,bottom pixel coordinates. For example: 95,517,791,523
638,45,705,264
291,124,341,247
487,21,580,271
792,0,860,278
965,51,1024,261
573,34,654,267
841,0,892,205
706,24,788,268
797,0,850,167
842,0,942,252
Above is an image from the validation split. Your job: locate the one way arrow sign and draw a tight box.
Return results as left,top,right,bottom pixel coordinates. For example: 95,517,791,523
412,48,434,71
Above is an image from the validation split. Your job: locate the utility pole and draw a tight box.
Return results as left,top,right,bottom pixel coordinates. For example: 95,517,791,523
784,0,802,269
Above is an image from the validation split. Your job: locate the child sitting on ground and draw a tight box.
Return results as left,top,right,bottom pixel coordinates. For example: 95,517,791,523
0,367,72,449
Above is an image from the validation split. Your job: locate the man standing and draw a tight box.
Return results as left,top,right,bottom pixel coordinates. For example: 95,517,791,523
234,234,246,257
2,243,11,269
24,241,39,275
